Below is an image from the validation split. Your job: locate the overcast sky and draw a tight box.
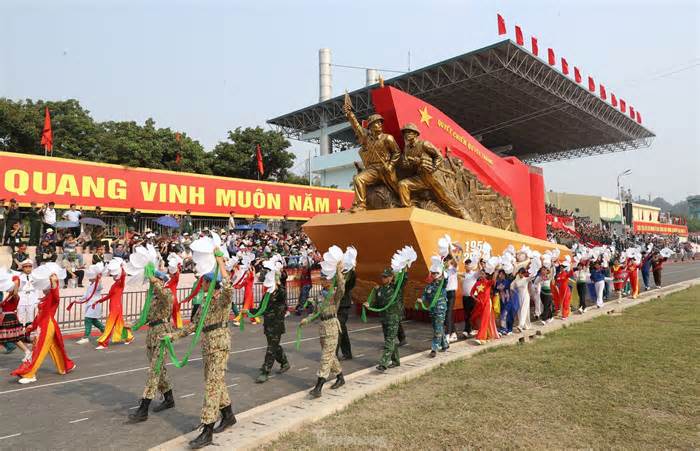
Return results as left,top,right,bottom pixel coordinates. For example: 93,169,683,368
2,0,698,203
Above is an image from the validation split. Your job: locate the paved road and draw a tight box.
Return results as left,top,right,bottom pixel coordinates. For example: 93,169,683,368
0,261,698,450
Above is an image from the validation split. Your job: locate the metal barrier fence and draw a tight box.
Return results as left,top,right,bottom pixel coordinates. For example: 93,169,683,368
57,282,322,330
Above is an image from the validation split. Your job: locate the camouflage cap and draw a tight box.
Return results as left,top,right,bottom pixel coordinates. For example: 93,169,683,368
380,268,393,278
366,114,384,126
401,122,420,135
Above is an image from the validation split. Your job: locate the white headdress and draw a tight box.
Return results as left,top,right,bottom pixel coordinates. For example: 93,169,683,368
0,267,16,292
86,262,106,280
262,254,284,293
167,253,183,274
189,237,217,275
659,247,674,258
107,258,124,278
125,245,159,285
342,246,358,273
320,245,344,279
437,234,453,258
391,246,418,273
31,262,67,292
429,255,443,274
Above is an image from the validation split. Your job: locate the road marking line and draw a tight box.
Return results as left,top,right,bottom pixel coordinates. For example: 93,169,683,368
0,433,21,440
297,367,309,371
226,383,238,388
69,418,89,424
180,393,195,398
0,323,385,396
355,354,365,358
79,410,94,414
129,406,139,410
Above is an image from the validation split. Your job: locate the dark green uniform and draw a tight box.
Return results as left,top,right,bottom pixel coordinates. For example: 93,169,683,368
376,281,401,367
336,269,355,359
26,207,42,246
261,286,289,374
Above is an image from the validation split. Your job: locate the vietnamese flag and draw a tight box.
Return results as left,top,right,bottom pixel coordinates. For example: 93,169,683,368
636,110,642,124
600,84,607,100
574,67,582,83
40,107,53,154
561,58,569,75
531,37,539,56
588,76,595,92
620,99,627,113
547,48,555,65
629,106,635,119
256,144,264,176
497,13,506,35
611,93,618,107
515,25,524,45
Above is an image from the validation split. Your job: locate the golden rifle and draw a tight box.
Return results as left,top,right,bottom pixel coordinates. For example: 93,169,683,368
343,91,353,112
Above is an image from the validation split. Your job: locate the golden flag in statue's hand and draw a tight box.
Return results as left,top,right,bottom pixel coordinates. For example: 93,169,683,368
343,91,353,113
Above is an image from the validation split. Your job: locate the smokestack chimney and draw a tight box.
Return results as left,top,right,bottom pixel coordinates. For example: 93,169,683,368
319,48,331,156
366,68,379,86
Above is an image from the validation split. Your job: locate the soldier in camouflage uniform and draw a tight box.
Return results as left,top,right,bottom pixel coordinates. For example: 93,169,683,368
336,267,355,360
256,270,290,383
369,269,401,372
301,264,346,398
418,267,449,358
128,275,175,423
173,250,236,449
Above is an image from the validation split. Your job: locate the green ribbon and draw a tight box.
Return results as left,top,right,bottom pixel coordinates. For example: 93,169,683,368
415,277,445,311
154,264,219,375
294,277,336,350
360,270,406,323
245,291,272,319
132,262,157,331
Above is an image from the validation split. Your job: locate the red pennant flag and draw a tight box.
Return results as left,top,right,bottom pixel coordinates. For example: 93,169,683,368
600,84,607,100
40,107,53,154
256,144,264,176
588,76,595,92
574,67,582,83
611,93,618,107
620,99,627,113
636,110,642,124
561,58,569,75
515,25,524,45
497,14,506,35
531,37,539,56
547,48,555,65
629,106,635,119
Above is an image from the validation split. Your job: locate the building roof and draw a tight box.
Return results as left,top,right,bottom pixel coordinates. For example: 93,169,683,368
268,40,655,164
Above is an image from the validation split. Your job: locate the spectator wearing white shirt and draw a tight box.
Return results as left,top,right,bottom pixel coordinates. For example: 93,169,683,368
62,204,82,238
228,211,236,231
41,201,57,233
17,260,39,329
460,259,479,338
444,256,458,343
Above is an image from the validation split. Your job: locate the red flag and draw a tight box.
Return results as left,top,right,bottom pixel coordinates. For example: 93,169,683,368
636,110,642,124
588,76,595,92
629,106,635,119
175,153,182,164
531,37,539,56
547,48,555,65
574,67,582,83
174,132,182,164
497,14,506,35
620,99,627,113
515,25,524,45
611,93,618,107
256,144,264,176
600,84,607,100
40,107,53,153
561,58,569,75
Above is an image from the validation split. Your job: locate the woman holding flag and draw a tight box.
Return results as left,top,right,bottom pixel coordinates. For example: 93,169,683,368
93,259,134,349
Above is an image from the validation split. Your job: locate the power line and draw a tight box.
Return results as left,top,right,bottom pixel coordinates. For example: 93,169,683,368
331,63,406,74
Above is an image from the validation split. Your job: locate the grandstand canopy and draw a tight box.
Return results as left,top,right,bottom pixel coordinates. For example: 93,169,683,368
268,40,655,164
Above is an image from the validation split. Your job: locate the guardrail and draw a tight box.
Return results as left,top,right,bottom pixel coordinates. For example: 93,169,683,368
57,282,322,330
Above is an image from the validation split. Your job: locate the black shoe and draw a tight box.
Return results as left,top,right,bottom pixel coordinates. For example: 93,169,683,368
330,373,345,389
388,362,400,369
213,405,236,433
189,422,214,449
309,377,326,398
277,362,291,374
128,398,151,422
429,350,436,358
338,354,353,361
152,389,175,412
376,365,387,372
398,339,407,347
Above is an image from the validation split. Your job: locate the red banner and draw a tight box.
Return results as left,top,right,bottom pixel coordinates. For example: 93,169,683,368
632,221,688,236
0,151,354,220
546,214,578,235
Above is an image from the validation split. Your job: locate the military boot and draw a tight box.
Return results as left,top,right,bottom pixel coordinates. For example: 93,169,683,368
189,423,214,449
277,362,291,374
152,389,175,412
255,372,269,383
213,404,236,433
330,373,345,389
309,377,326,398
128,398,151,422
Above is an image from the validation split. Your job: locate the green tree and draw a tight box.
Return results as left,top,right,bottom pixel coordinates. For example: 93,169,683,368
210,127,294,180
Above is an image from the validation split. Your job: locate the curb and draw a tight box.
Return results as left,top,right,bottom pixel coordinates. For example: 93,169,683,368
152,278,700,451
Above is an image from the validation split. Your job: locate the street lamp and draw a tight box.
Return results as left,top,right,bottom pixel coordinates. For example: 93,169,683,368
617,169,632,233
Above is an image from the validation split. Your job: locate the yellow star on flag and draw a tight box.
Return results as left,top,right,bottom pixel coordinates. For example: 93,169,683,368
418,106,432,126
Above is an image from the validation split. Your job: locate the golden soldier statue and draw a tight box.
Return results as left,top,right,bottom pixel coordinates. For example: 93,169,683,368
343,94,401,212
397,123,469,219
